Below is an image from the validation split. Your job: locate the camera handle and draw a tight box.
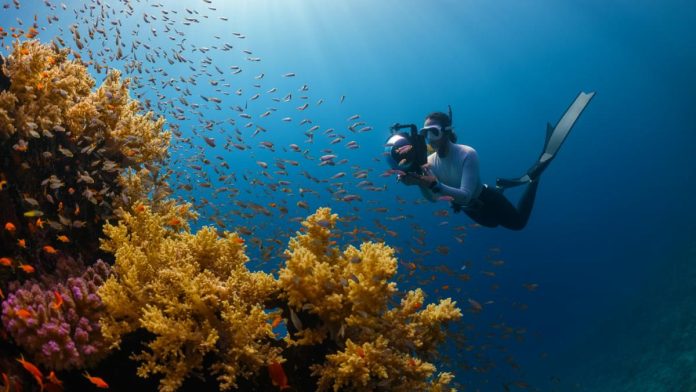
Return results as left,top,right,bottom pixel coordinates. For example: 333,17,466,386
389,123,418,136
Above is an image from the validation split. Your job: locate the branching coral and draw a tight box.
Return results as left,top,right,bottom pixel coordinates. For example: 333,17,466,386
95,204,461,392
98,203,280,392
0,40,93,138
0,40,170,163
278,207,462,391
1,260,111,370
63,69,169,164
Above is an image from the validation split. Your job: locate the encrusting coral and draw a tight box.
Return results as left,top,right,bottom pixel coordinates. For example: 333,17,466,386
1,259,111,370
98,202,280,392
278,207,462,391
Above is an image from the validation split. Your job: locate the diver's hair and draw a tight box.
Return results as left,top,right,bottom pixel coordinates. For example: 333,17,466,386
425,111,457,143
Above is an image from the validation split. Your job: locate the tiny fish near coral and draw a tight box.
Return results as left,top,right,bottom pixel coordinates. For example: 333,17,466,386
42,245,58,254
17,355,43,391
267,362,290,390
83,372,109,389
52,290,64,310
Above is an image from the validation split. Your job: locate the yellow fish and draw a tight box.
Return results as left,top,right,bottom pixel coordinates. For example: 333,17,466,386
23,210,44,217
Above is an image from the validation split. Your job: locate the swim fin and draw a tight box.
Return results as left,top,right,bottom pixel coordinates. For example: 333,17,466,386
496,91,595,190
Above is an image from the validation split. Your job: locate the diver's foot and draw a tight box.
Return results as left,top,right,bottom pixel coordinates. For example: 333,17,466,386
526,159,552,182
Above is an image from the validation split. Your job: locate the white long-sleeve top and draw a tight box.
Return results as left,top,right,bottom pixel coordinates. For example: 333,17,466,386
419,143,484,207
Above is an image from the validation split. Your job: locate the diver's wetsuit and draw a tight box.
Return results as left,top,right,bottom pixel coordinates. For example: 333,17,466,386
420,142,539,231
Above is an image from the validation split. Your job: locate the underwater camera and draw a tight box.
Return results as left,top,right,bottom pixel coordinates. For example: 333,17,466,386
384,123,428,175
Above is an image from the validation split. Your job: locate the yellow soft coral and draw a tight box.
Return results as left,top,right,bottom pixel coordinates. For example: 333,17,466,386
313,337,451,392
0,40,169,165
98,204,279,392
65,69,169,163
0,40,93,138
278,208,462,391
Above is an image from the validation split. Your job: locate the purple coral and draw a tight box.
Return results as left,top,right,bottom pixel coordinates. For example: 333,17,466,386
1,260,111,370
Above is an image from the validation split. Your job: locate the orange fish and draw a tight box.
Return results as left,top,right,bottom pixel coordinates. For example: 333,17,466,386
271,315,282,328
134,204,146,213
25,27,39,39
0,288,4,300
267,362,290,390
16,309,32,319
42,245,58,254
17,355,43,391
2,372,9,392
52,291,63,310
56,235,69,243
47,371,63,387
17,238,26,248
4,222,16,233
0,257,11,267
35,218,45,229
83,372,108,389
19,264,35,274
355,347,365,359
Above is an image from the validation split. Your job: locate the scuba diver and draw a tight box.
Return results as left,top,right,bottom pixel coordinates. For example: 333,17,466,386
387,92,594,230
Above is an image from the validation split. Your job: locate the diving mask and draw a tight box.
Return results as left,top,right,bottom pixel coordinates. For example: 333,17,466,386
422,124,444,143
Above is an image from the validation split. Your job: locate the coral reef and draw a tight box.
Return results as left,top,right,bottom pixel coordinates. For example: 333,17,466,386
98,205,461,392
1,259,111,370
278,207,461,391
0,39,170,387
98,203,279,392
0,39,170,272
1,40,462,392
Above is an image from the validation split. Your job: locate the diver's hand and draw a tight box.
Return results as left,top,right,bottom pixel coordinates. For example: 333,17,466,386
398,172,420,186
419,165,437,187
398,170,437,188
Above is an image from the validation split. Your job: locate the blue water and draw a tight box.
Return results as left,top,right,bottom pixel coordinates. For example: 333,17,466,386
3,0,695,390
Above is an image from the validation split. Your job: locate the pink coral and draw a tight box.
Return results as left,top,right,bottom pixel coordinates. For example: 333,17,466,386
1,260,111,370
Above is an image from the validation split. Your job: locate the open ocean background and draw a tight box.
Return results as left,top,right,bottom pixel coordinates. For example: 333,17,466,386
3,0,695,390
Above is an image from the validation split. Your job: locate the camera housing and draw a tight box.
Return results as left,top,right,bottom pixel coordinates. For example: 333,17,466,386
384,123,427,175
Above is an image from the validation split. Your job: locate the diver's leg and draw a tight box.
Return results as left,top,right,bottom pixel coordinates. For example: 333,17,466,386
508,179,540,230
473,182,539,231
466,186,518,229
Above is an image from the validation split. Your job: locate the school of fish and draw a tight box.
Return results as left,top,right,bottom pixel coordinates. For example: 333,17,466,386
0,0,540,390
